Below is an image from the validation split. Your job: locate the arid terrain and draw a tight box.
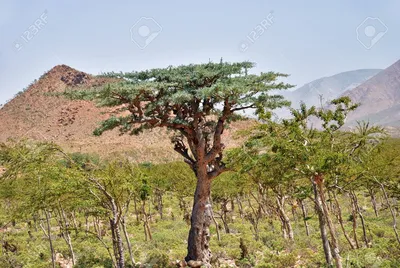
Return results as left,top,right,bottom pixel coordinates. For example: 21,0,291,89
0,65,249,162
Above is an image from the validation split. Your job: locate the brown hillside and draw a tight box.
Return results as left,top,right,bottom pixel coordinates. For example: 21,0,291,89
343,59,400,125
0,65,250,162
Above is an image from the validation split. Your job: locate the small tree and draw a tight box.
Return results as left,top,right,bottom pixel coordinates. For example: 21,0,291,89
238,98,363,268
0,141,83,267
65,61,292,265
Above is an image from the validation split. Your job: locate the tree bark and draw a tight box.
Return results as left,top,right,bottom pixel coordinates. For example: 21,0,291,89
141,199,152,241
299,199,310,236
211,211,221,241
58,202,76,265
44,209,56,268
236,196,244,219
110,198,125,268
221,199,230,234
246,196,261,241
133,198,140,223
350,195,360,249
379,182,400,245
316,176,342,268
276,195,294,241
332,191,356,249
368,188,379,218
85,213,89,236
350,191,369,247
185,171,212,267
155,190,164,219
311,178,333,266
179,198,191,225
121,217,135,266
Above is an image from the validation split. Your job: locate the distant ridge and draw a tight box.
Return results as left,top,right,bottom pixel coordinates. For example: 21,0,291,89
342,59,400,126
282,69,381,108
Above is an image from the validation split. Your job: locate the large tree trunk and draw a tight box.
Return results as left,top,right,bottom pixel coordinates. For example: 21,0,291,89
185,171,212,267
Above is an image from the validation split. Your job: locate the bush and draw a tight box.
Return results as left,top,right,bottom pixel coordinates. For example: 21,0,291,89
75,253,113,268
145,251,170,268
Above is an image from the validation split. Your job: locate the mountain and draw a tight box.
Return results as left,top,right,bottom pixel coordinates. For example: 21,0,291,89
342,60,400,126
283,69,382,108
0,65,250,162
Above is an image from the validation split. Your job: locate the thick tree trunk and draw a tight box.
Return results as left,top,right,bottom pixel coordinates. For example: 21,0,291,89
185,173,212,267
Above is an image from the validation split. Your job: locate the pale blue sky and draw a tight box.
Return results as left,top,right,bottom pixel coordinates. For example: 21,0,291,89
0,0,399,105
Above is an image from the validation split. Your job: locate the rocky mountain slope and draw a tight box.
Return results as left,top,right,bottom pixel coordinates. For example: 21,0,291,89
342,60,400,126
0,65,249,162
282,69,381,108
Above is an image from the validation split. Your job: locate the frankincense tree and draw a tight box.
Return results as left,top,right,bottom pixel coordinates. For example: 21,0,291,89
65,60,292,266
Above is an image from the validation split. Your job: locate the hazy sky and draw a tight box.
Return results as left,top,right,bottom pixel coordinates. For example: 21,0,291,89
0,0,399,105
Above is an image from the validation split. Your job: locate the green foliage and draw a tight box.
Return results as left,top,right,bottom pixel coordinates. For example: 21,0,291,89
63,61,292,137
144,251,170,267
1,104,400,267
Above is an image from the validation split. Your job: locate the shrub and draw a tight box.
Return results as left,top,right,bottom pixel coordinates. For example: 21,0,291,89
144,251,170,268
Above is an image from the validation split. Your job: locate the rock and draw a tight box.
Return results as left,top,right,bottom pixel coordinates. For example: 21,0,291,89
55,253,73,268
187,260,203,267
218,258,237,267
176,259,187,267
